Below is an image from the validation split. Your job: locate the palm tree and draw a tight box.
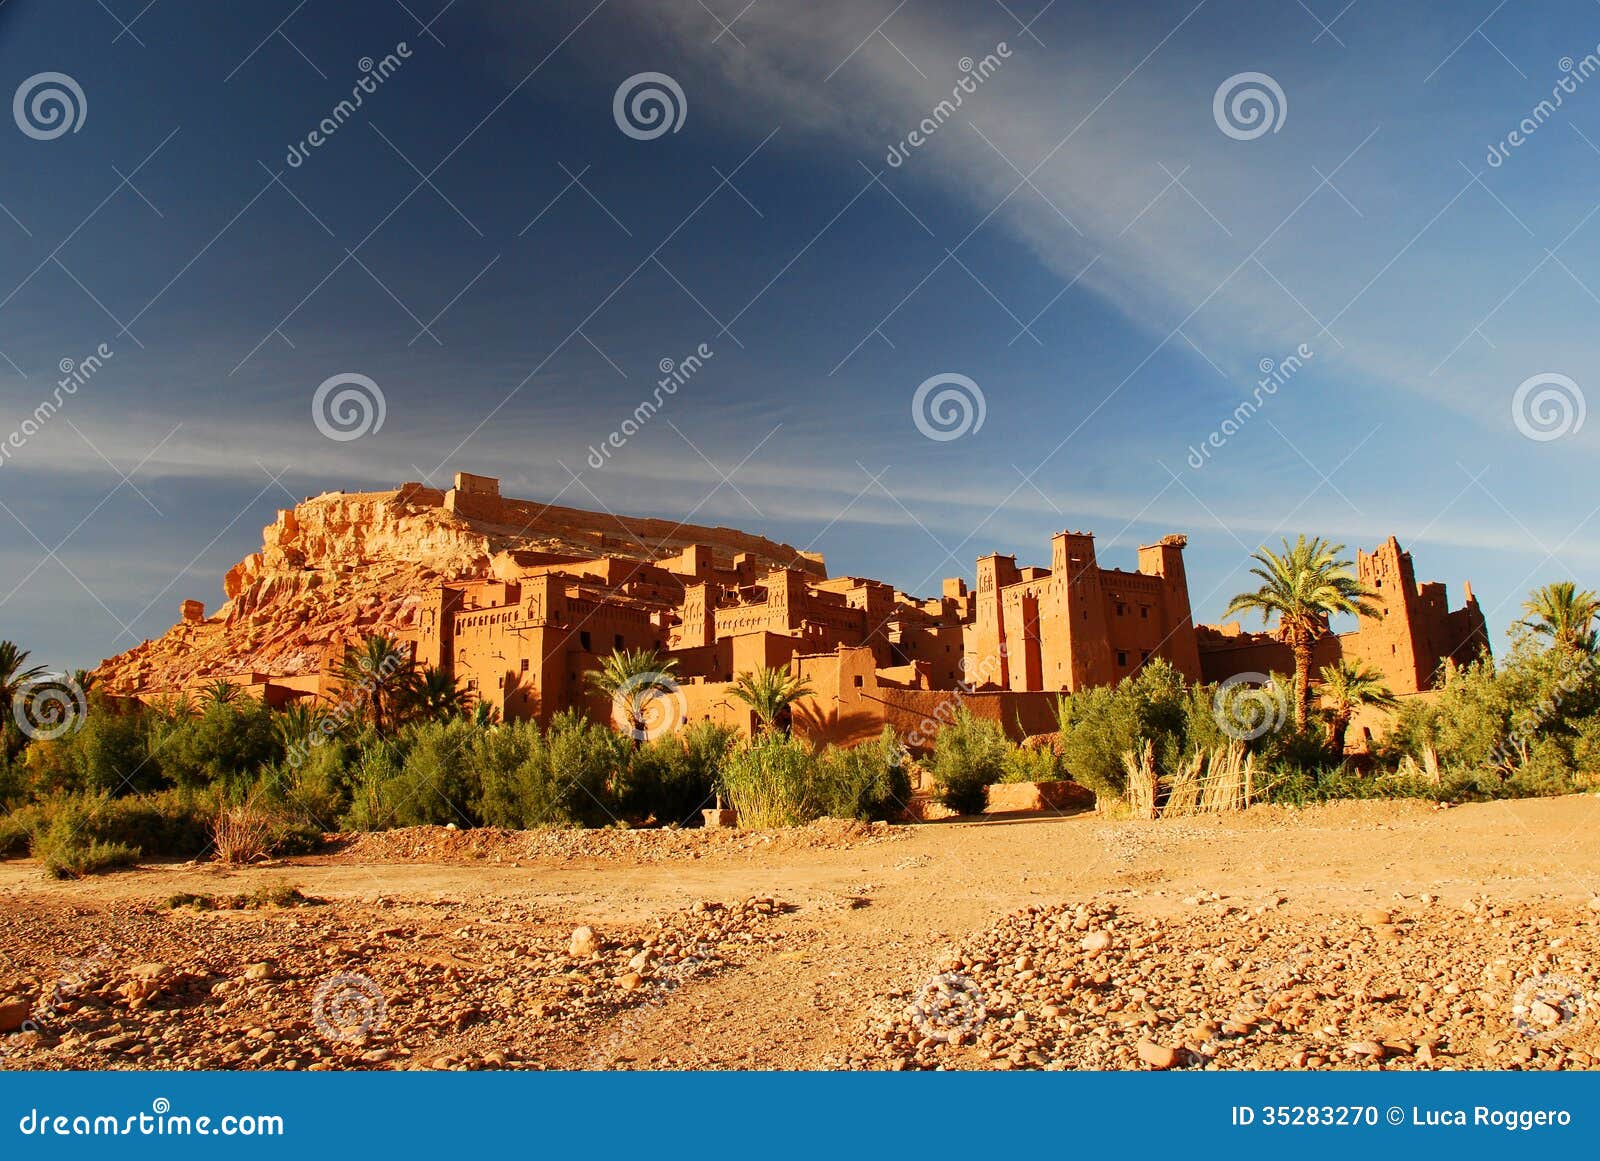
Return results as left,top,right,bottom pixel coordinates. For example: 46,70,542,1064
584,648,679,742
1518,581,1600,653
729,666,815,735
1315,660,1400,756
408,666,469,721
70,668,98,696
0,640,46,732
271,700,317,756
1225,536,1378,731
202,678,241,708
335,634,418,735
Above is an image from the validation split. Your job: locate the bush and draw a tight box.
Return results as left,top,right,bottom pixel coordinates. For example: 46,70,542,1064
1055,660,1198,798
472,714,628,829
1388,639,1600,788
379,719,478,828
817,727,911,821
32,807,139,879
541,711,629,827
928,709,1007,815
616,722,733,825
720,733,819,828
158,700,282,792
0,804,42,856
1001,741,1061,784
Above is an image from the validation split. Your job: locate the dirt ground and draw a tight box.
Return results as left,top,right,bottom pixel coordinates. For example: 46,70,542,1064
2,796,1598,1071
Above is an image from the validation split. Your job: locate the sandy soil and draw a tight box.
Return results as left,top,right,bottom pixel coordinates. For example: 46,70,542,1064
1,796,1597,1070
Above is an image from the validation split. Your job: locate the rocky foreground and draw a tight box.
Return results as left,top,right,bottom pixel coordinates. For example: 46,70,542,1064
0,888,783,1071
840,895,1600,1071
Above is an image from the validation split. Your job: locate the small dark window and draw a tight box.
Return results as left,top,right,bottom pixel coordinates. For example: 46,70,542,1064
580,631,592,651
1141,650,1150,661
614,634,624,649
1116,651,1128,667
1140,606,1149,619
520,658,529,672
1116,602,1127,616
853,675,864,688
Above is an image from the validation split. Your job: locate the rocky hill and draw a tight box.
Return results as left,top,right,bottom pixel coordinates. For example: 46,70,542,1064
96,475,820,694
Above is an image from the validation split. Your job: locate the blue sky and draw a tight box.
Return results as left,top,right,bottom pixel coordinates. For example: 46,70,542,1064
1,0,1597,670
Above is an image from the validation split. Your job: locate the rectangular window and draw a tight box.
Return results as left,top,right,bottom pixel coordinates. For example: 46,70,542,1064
1116,651,1128,667
580,631,592,651
614,634,624,650
520,659,529,672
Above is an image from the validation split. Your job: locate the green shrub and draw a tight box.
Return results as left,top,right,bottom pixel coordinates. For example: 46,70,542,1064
1055,660,1195,798
1001,741,1061,784
928,709,1008,815
0,747,25,809
616,722,734,825
158,700,282,791
1389,640,1600,781
471,719,542,828
817,727,911,821
375,719,478,828
471,714,628,829
720,733,819,828
542,711,629,827
32,807,139,879
0,804,42,856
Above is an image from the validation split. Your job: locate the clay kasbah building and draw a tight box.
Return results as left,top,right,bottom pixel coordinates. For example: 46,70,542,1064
98,472,1490,749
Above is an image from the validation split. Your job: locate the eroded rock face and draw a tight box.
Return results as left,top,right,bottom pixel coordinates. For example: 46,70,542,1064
95,481,810,695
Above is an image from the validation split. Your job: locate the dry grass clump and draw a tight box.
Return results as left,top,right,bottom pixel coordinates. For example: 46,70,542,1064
1123,742,1258,819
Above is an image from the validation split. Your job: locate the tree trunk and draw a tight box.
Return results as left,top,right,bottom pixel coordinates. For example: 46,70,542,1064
1330,712,1350,758
1291,639,1312,732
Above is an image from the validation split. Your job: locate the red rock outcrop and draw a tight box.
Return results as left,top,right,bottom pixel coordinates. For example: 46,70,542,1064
96,476,816,694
